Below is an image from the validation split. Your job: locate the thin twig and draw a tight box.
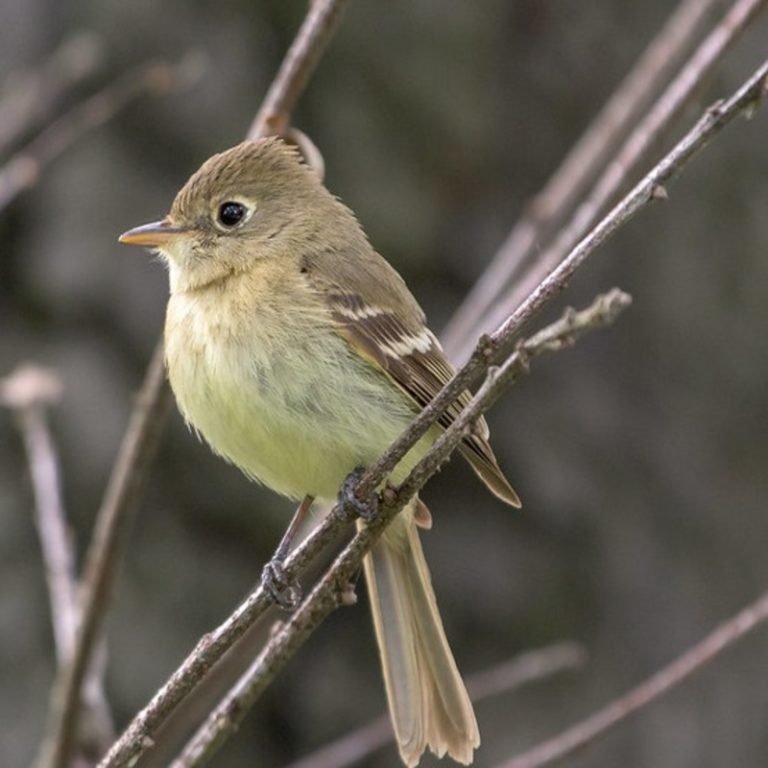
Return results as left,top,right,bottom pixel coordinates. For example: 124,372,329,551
247,0,352,139
1,366,73,663
2,365,115,759
498,591,768,768
22,404,76,657
0,32,105,156
0,53,202,213
283,643,586,768
96,486,354,768
36,342,172,768
442,0,722,357
171,292,630,768
398,291,632,503
357,56,768,503
50,4,352,768
445,0,767,363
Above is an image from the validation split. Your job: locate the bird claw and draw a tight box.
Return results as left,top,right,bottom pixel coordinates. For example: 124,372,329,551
261,558,301,610
338,467,379,523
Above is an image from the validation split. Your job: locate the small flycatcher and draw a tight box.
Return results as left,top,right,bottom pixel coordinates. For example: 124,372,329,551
120,138,519,767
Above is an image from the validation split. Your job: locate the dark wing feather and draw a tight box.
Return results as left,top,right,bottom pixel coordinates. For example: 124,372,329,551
325,289,520,507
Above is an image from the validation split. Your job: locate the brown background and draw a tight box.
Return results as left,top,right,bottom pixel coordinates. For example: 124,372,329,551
2,2,768,766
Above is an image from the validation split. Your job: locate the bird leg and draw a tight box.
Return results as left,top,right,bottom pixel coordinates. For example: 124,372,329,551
261,494,314,610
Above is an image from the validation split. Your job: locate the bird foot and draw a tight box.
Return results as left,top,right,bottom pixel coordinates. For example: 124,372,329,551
261,558,301,610
338,467,379,523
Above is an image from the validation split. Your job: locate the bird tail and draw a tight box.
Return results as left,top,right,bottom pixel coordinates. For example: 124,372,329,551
362,503,479,766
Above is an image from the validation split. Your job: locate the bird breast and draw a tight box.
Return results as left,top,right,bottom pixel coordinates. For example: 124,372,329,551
163,270,425,501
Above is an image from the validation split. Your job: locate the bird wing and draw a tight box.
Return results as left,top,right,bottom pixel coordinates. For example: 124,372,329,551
302,250,520,507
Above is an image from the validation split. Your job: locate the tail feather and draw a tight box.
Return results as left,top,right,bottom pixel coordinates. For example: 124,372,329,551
362,503,479,766
459,442,521,508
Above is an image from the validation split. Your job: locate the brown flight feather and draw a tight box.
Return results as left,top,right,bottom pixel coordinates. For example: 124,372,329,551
302,249,520,508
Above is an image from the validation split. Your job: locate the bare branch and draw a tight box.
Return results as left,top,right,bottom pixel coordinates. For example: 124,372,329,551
1,366,73,662
498,591,768,768
97,489,351,768
357,55,768,503
444,0,767,361
283,643,586,768
399,290,632,500
247,0,352,139
0,32,105,156
2,365,115,759
170,292,630,768
0,54,203,213
36,342,172,768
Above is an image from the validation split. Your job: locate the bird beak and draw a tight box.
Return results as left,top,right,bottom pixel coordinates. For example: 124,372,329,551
118,218,188,247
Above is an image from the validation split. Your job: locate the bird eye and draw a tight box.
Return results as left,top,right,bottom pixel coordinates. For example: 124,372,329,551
217,201,247,228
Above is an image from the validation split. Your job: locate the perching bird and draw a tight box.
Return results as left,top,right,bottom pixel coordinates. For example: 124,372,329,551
119,138,519,766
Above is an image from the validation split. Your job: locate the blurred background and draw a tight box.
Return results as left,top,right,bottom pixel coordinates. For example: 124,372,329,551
2,1,768,766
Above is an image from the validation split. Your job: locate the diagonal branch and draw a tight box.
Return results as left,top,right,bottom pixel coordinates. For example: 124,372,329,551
356,55,768,502
0,55,200,213
444,0,767,362
498,590,768,768
442,0,722,355
282,643,586,768
96,493,348,768
100,292,625,768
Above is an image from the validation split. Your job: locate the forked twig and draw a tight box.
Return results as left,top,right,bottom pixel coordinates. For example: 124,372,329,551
357,56,768,502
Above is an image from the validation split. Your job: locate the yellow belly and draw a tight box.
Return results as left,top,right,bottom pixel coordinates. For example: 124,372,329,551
164,287,431,501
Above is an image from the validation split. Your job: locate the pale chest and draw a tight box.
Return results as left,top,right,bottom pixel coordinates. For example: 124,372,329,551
164,288,420,500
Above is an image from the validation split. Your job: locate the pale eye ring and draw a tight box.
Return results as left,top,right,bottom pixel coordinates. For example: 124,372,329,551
217,201,248,227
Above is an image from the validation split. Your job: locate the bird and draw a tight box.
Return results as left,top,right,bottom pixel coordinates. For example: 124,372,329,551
119,137,520,766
